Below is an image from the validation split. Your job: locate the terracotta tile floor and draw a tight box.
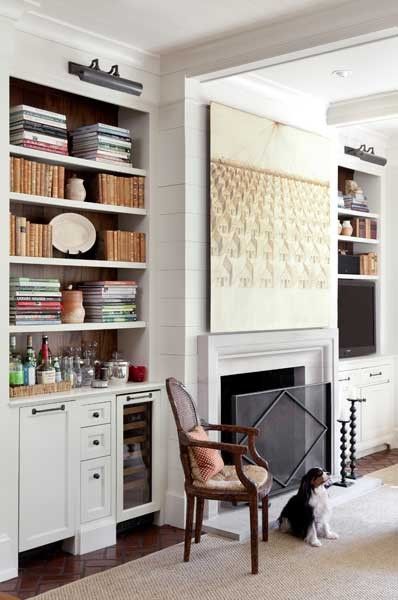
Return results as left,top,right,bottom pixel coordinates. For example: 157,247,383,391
1,448,397,599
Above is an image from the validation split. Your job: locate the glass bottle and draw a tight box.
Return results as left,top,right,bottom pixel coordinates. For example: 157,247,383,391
9,335,24,387
81,352,94,387
73,355,82,388
23,335,36,386
36,336,56,384
53,356,62,384
37,337,52,366
62,356,75,387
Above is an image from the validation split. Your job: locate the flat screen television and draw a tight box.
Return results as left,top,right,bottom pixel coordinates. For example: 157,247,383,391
338,280,376,358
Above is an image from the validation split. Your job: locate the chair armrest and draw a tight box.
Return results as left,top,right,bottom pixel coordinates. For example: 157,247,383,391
205,423,259,436
180,432,247,455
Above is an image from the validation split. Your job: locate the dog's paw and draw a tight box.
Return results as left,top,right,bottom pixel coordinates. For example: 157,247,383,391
305,537,322,547
326,531,339,540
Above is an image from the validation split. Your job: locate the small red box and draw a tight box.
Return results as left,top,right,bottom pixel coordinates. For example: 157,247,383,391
130,365,146,382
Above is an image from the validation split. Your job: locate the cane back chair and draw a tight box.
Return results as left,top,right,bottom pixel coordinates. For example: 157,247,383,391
166,377,273,574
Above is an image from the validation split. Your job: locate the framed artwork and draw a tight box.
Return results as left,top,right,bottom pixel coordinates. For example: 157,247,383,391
210,102,331,333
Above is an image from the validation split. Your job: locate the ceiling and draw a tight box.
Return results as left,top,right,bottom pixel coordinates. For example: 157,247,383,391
254,36,398,104
27,0,351,54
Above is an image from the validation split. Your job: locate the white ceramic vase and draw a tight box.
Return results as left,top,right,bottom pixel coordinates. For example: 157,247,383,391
341,220,353,236
66,175,86,201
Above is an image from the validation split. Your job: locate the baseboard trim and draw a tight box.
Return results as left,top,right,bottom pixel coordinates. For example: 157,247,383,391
0,534,18,583
63,519,116,556
165,492,185,528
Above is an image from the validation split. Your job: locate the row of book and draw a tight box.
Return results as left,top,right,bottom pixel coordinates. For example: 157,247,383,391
10,215,53,258
102,231,146,263
10,157,65,198
359,252,378,276
352,218,377,239
10,277,61,326
95,173,144,208
78,281,137,323
10,105,68,155
70,123,132,165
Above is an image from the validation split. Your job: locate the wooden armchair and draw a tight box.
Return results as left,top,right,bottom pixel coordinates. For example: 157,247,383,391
166,377,272,574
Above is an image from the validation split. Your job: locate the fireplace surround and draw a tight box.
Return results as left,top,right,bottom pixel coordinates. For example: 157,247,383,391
198,328,339,518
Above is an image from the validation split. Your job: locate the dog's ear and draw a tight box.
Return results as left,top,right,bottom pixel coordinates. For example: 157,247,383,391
298,472,313,502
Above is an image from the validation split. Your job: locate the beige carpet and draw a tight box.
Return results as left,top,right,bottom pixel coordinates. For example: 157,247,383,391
367,463,398,486
37,471,398,600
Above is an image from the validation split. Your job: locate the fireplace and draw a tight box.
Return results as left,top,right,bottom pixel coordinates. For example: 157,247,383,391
221,369,331,495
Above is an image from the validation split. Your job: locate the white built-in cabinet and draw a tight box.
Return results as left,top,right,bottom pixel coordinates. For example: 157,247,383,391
19,401,77,551
339,357,394,456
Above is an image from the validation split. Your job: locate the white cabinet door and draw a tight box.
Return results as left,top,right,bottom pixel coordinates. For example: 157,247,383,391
81,457,111,523
360,383,394,449
19,402,76,551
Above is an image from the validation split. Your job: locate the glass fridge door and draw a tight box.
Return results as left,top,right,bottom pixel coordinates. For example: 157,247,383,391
122,401,152,510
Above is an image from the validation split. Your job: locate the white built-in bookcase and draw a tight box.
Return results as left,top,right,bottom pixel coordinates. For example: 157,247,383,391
9,78,154,381
337,152,385,354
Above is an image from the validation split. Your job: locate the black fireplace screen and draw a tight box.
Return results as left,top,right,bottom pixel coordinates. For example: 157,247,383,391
224,383,331,496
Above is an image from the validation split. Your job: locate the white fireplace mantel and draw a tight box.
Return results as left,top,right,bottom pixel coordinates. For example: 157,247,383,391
198,327,339,515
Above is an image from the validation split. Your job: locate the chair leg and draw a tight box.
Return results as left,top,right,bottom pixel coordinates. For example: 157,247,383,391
195,497,205,543
249,494,259,574
262,495,269,542
184,494,195,562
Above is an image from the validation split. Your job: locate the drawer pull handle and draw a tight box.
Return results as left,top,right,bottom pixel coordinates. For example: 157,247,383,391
92,412,100,418
369,372,382,377
126,393,152,401
92,439,100,446
32,404,65,415
93,473,100,479
339,377,350,382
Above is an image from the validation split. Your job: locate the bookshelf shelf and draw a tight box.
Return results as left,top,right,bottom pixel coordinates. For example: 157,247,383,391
338,274,379,281
9,145,146,177
338,235,379,244
9,321,146,333
10,256,147,269
10,193,147,216
338,208,379,219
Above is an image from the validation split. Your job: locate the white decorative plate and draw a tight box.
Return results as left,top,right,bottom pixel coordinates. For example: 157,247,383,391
49,213,96,254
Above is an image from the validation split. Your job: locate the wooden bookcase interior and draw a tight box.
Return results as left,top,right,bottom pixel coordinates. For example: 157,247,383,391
9,77,150,368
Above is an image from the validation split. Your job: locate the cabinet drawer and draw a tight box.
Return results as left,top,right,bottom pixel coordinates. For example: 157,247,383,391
81,456,111,523
80,402,111,427
81,424,111,461
338,371,361,388
361,365,392,386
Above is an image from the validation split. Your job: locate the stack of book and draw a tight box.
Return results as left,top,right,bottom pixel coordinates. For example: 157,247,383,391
352,218,378,240
78,281,137,323
358,252,378,276
70,123,132,165
95,173,144,207
10,157,65,197
101,230,146,262
10,214,53,257
10,105,68,155
10,277,61,326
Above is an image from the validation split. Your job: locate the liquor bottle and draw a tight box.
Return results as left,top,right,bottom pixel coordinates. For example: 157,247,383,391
25,335,37,366
9,336,24,387
53,356,62,384
37,338,52,366
23,335,37,386
36,335,56,384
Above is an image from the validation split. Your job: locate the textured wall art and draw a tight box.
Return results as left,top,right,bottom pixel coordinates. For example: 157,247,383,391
210,102,331,332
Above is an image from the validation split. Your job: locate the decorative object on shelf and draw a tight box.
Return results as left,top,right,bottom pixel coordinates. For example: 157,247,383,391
65,175,86,201
334,416,354,488
338,253,360,275
342,179,369,213
49,213,96,254
10,104,68,155
346,396,367,480
61,287,85,323
10,157,65,198
130,364,146,382
341,220,353,236
337,220,342,235
70,122,132,165
344,144,387,166
68,59,143,96
9,380,72,398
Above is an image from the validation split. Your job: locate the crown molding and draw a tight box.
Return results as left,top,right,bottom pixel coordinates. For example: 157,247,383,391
160,0,398,78
328,91,398,126
0,0,160,75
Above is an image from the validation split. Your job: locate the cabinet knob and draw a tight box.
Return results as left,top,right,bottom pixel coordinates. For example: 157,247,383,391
93,412,100,418
93,473,100,479
93,439,100,446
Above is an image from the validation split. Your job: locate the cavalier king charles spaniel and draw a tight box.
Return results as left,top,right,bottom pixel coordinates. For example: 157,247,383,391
278,467,339,547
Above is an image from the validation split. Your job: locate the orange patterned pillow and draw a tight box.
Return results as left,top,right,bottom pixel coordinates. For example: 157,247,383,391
188,425,224,482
